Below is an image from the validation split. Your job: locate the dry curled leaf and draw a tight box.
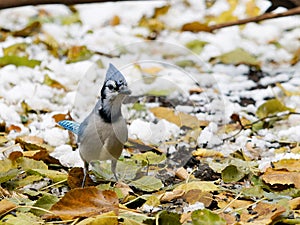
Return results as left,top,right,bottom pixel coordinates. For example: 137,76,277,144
46,187,119,220
262,168,300,188
0,199,16,216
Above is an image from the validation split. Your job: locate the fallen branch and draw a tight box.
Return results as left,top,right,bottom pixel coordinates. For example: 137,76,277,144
0,0,124,9
209,6,300,31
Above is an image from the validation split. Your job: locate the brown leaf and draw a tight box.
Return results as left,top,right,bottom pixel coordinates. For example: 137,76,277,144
110,15,120,26
67,167,95,189
46,187,119,220
15,136,53,152
184,189,212,207
261,168,300,188
8,151,23,161
52,112,72,123
181,21,211,33
289,197,300,210
239,202,285,225
175,167,189,180
0,199,16,215
7,124,21,133
24,149,59,165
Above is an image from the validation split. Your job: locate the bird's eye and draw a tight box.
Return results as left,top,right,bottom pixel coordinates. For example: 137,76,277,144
107,84,114,90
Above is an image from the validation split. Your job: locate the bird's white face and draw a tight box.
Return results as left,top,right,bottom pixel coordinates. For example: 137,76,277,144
103,79,131,101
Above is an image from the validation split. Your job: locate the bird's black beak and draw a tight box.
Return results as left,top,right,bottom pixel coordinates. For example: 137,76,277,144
119,86,131,95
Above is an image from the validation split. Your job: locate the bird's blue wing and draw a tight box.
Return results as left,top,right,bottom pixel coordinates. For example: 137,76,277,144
58,120,80,135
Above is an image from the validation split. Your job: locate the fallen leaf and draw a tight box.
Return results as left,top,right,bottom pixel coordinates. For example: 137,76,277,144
29,169,68,183
245,0,261,17
131,151,166,165
12,21,41,37
8,151,23,161
31,194,59,216
276,82,300,96
289,197,300,210
160,189,184,202
0,55,41,68
211,48,260,67
239,202,285,225
192,209,226,225
175,167,189,180
222,165,246,182
0,169,20,184
66,45,93,63
16,157,48,171
0,199,16,215
52,113,72,123
15,136,53,152
1,212,44,224
175,181,219,193
193,148,223,158
158,211,181,225
43,74,67,90
76,211,118,225
91,159,141,181
273,159,300,172
181,21,211,32
256,98,294,119
150,107,201,129
205,0,238,24
130,176,163,192
262,168,300,188
46,188,119,220
144,195,160,207
110,15,120,26
175,59,197,68
185,40,208,54
7,124,22,132
183,189,213,206
68,167,95,188
3,43,28,56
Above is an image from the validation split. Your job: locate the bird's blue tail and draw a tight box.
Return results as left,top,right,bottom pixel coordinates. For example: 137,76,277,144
58,120,80,135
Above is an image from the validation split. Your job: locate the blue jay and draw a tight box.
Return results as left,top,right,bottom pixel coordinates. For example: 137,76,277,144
58,63,131,187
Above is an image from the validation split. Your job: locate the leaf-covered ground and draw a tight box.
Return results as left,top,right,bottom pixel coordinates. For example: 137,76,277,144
0,1,300,224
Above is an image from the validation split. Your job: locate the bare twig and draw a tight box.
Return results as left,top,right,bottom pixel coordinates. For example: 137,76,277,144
0,0,138,9
209,6,300,32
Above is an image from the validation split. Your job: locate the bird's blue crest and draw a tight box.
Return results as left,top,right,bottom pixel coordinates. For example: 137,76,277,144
105,63,127,86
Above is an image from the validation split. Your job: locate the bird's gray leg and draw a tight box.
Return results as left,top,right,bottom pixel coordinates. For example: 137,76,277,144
111,159,118,181
82,161,89,188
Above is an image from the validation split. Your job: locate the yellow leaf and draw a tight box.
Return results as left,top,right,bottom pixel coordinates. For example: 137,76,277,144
272,159,300,172
150,107,201,129
276,82,300,96
110,15,120,26
71,211,118,225
43,74,67,90
175,181,219,192
193,148,223,158
206,0,238,24
245,0,261,17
